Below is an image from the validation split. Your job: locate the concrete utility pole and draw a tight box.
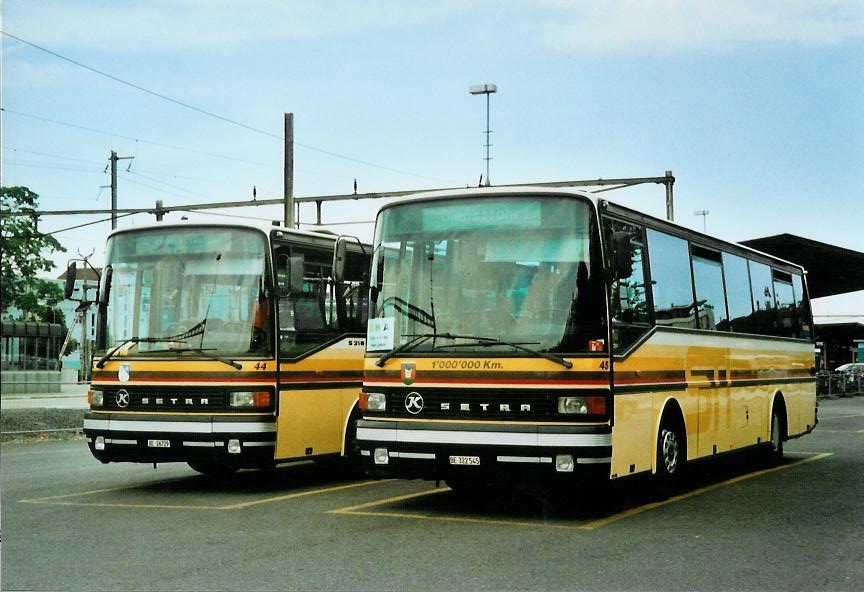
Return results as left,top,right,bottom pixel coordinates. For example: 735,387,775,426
284,113,294,228
108,151,134,230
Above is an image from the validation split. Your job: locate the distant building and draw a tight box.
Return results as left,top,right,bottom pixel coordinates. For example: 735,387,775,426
815,322,864,370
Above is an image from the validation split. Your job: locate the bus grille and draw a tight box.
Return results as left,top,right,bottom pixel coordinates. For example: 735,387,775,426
377,387,607,421
95,387,227,412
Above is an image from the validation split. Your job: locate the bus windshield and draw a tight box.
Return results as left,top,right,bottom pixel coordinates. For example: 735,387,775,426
101,227,271,357
368,195,606,355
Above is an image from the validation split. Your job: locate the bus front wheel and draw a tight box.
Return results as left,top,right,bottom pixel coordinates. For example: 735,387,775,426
187,460,239,477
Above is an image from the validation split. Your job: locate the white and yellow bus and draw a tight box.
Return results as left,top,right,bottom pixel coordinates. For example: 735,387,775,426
70,222,369,475
357,188,816,487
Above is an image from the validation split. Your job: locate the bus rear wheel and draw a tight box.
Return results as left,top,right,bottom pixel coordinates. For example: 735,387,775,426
655,419,685,496
766,406,785,465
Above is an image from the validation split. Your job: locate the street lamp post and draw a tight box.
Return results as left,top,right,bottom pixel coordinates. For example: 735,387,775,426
469,83,497,186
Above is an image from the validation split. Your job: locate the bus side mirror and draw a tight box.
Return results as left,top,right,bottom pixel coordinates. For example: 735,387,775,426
281,256,305,296
370,249,384,299
332,238,347,284
100,266,113,306
64,262,78,300
613,231,634,280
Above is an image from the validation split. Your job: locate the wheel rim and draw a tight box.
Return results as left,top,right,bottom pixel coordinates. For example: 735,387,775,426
661,429,679,474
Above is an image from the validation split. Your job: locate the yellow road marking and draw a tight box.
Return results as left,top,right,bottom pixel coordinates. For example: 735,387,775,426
20,479,389,511
329,488,581,530
330,452,832,531
579,452,832,530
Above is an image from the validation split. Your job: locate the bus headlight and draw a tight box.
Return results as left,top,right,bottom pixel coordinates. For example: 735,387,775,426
89,390,104,406
365,392,387,411
229,391,271,408
557,396,606,415
558,396,589,414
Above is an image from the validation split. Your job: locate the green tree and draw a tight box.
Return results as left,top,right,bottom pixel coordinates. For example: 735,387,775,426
1,186,67,318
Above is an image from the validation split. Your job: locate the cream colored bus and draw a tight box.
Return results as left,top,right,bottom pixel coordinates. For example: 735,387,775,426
357,188,816,488
68,222,369,475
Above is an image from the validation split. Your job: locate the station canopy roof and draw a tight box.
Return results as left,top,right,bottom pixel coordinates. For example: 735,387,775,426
740,234,864,299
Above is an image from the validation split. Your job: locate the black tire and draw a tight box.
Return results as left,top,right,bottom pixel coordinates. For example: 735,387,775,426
444,480,487,497
766,406,785,465
187,460,239,477
655,418,686,496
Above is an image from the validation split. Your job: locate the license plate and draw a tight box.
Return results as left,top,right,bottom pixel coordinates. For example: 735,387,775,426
449,455,480,466
147,439,171,448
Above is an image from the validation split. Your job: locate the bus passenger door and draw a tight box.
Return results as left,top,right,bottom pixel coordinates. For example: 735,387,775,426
273,245,343,460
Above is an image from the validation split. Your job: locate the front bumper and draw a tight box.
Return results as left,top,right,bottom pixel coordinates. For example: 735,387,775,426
83,412,276,466
357,419,612,482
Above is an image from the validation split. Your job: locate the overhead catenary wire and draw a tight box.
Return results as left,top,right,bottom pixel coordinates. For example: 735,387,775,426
9,211,140,237
2,108,281,169
1,32,453,183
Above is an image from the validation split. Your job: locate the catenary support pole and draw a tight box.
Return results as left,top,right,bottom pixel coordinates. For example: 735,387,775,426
284,113,294,228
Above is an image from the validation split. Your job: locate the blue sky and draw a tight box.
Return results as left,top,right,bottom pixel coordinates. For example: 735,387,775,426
2,0,862,320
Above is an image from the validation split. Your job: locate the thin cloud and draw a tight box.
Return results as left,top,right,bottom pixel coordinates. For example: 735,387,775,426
532,0,864,53
5,0,474,53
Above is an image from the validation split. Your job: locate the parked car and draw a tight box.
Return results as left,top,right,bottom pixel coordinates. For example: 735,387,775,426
835,363,864,387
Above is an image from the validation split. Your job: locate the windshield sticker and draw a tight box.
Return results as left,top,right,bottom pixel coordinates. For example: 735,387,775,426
367,317,395,351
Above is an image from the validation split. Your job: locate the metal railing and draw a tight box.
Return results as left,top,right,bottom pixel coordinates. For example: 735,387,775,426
817,372,864,398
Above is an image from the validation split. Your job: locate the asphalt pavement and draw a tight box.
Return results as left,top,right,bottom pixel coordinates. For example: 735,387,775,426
1,397,862,591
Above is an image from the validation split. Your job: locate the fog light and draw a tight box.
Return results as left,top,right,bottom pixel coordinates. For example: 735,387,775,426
373,448,390,465
95,436,105,450
227,439,242,454
555,454,575,472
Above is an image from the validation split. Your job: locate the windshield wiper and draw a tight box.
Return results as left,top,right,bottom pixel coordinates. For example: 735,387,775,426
96,336,186,369
378,296,435,329
95,319,209,369
142,347,242,370
375,332,437,367
434,333,573,369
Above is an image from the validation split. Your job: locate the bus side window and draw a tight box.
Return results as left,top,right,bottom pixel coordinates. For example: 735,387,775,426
646,228,698,330
722,252,754,333
691,245,728,331
772,269,796,338
748,261,775,336
602,217,650,352
792,273,811,338
275,245,335,357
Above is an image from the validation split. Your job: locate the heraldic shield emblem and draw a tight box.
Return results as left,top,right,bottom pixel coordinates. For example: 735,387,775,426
401,362,416,385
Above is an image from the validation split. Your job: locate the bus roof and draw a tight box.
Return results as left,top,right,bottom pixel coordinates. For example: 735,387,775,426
104,219,351,244
375,185,807,275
